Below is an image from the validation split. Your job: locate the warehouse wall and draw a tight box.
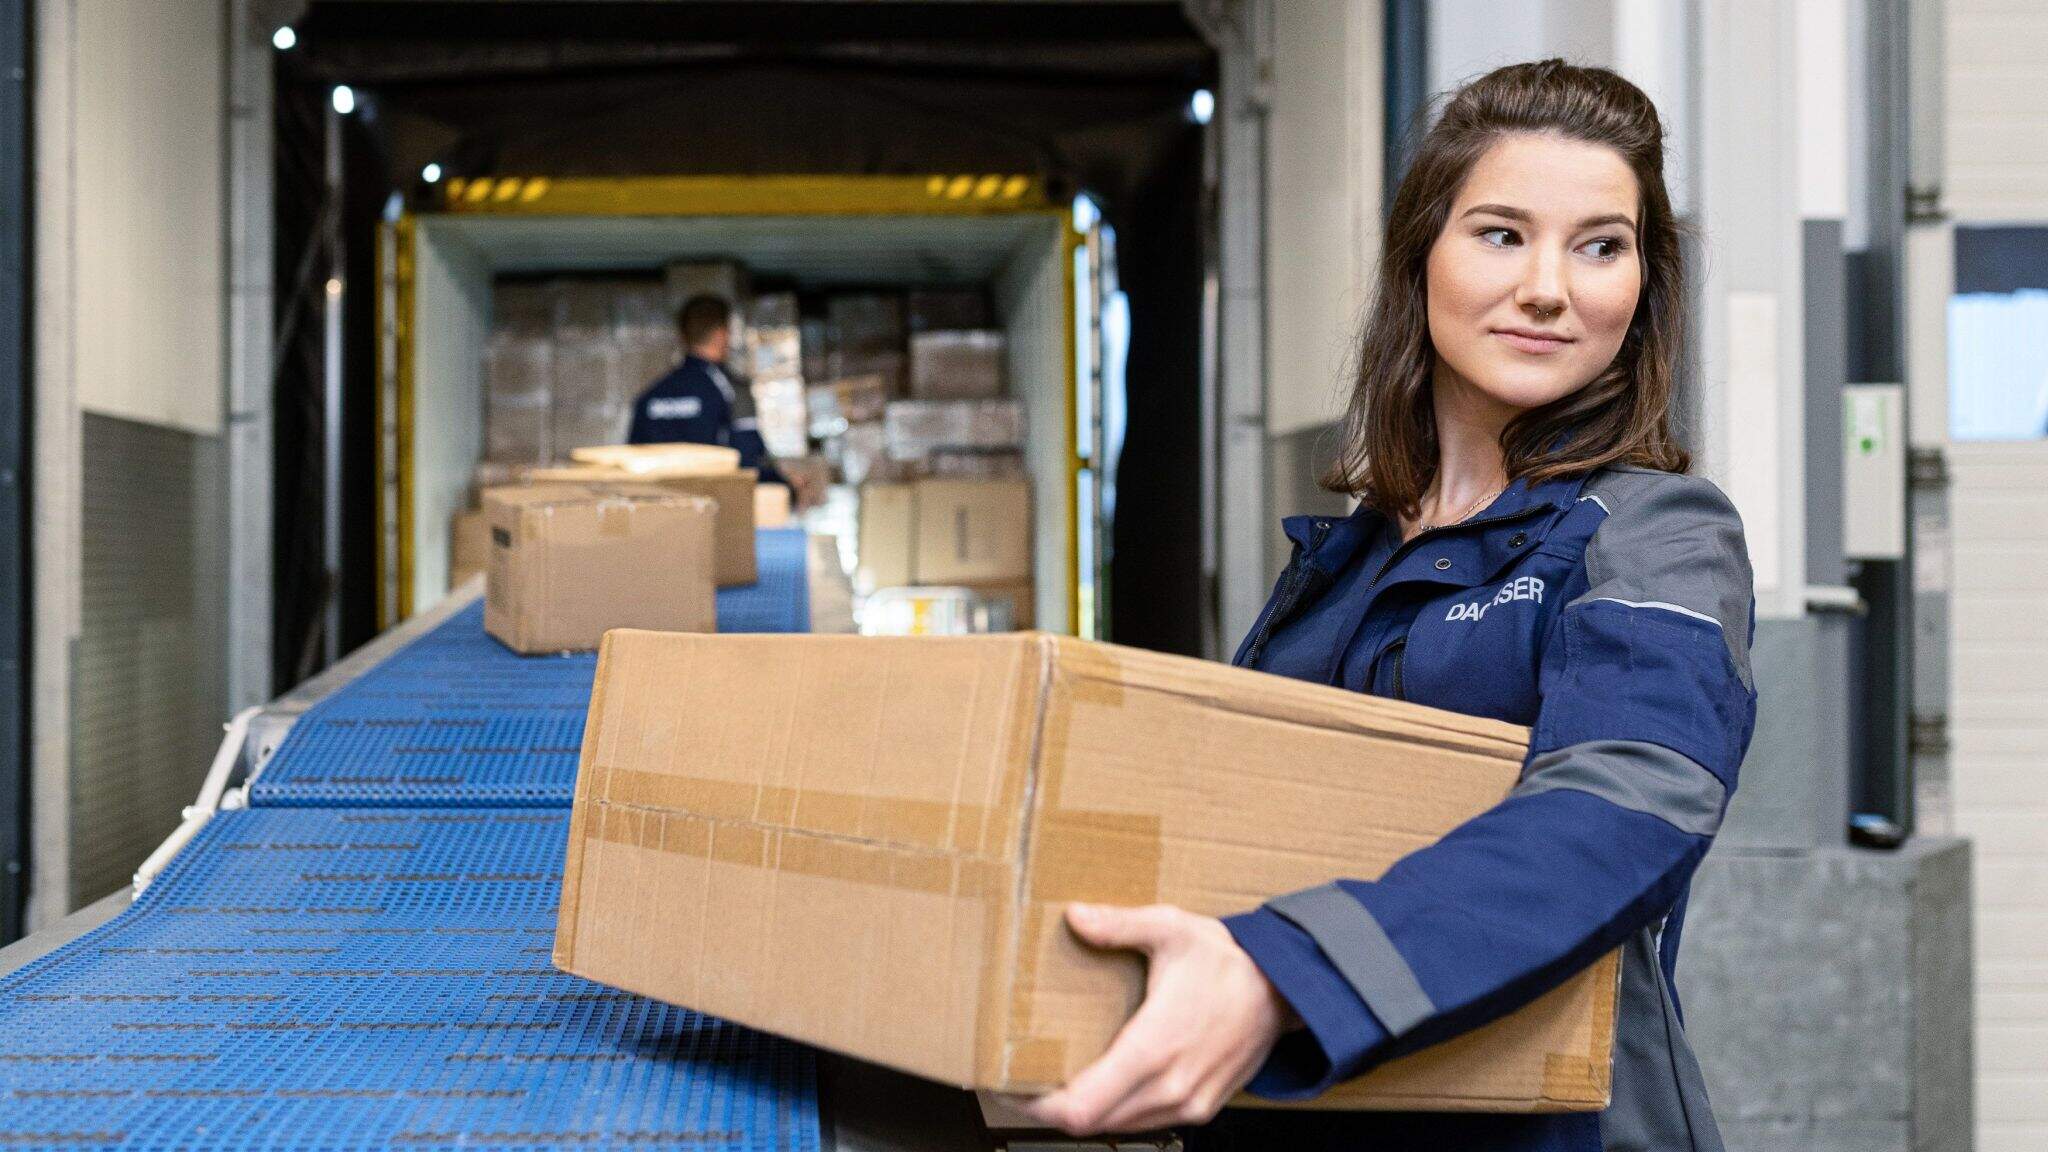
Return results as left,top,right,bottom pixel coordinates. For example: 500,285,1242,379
31,0,232,926
1944,0,2048,1144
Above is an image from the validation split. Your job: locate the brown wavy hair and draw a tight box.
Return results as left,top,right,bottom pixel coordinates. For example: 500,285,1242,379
1324,59,1691,514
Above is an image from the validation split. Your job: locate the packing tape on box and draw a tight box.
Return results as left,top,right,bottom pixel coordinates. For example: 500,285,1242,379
581,766,1158,904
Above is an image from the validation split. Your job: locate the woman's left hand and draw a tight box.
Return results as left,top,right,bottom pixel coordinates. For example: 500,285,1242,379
1023,902,1293,1137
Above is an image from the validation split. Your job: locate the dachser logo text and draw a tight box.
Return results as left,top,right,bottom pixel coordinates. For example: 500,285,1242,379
1445,576,1545,622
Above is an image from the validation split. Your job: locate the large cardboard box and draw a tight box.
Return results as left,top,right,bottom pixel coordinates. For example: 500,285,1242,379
913,478,1031,585
482,486,716,654
909,330,1006,401
555,632,1621,1112
855,478,1031,590
551,336,624,458
485,334,554,464
807,374,891,437
885,399,1025,461
855,482,917,591
531,465,759,587
747,292,804,382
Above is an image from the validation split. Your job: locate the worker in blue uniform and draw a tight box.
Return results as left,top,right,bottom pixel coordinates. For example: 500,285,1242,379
1028,60,1756,1152
627,294,790,488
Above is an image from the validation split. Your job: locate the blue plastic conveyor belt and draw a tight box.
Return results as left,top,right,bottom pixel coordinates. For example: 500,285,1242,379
250,528,811,808
0,528,825,1147
0,808,821,1151
715,529,812,636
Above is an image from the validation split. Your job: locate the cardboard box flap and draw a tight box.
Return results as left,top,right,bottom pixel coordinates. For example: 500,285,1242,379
1042,636,1529,761
572,632,1052,856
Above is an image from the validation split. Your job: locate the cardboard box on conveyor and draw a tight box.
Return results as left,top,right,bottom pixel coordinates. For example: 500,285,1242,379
553,632,1621,1112
482,484,716,654
531,453,759,588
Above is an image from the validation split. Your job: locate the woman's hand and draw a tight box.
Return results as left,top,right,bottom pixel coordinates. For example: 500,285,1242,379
1024,902,1294,1137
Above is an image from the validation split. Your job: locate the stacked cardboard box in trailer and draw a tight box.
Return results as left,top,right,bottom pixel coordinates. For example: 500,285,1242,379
817,290,1033,630
485,277,677,466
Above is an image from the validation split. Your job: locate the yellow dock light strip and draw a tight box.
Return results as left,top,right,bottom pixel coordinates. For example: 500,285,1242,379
437,174,1050,217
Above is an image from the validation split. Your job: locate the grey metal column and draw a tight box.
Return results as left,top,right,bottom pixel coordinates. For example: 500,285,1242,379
1848,0,1916,831
0,0,30,944
226,0,274,714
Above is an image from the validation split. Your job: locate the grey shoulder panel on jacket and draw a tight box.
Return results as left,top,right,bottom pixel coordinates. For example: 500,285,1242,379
1578,468,1756,690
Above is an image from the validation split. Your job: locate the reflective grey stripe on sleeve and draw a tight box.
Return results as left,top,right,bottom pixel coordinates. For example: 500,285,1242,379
1512,740,1728,837
1586,597,1724,630
1268,883,1437,1037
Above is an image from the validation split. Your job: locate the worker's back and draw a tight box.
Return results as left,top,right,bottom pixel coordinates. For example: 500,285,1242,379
627,354,733,447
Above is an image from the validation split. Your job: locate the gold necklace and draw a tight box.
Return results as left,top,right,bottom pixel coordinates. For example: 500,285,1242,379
1415,481,1507,534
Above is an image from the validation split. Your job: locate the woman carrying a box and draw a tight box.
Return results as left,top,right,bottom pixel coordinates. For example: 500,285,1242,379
1028,61,1754,1152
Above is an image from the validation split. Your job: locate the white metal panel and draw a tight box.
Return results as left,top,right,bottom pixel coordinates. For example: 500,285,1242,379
1614,0,1694,216
1796,0,1850,220
1722,291,1786,596
993,217,1074,636
71,0,224,435
1949,440,2048,1146
1696,0,1807,620
410,221,491,613
1946,0,2048,221
1264,0,1379,438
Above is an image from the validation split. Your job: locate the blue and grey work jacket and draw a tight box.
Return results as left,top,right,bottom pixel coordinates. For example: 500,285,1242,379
626,354,786,486
1204,464,1756,1152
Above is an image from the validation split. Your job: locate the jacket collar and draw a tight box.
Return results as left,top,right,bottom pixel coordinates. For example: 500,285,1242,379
1281,468,1595,580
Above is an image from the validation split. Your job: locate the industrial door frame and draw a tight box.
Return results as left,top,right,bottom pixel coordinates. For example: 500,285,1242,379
0,0,29,944
376,173,1090,636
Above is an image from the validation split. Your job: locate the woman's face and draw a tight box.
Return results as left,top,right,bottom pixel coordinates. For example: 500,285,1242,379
1424,132,1643,419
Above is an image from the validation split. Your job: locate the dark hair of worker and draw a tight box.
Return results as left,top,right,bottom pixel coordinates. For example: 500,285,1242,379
676,293,733,349
1326,58,1690,516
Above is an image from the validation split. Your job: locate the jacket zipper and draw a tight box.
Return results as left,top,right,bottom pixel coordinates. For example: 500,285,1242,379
1370,639,1408,700
1240,519,1335,667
